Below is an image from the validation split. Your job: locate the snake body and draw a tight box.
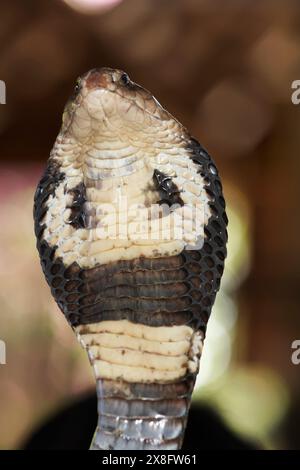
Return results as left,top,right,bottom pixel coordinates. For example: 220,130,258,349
34,68,227,450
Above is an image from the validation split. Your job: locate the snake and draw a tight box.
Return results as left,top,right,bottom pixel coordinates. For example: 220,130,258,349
33,67,228,450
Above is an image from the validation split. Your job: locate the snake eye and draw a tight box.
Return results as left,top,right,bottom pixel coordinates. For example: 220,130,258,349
74,80,81,94
120,73,130,86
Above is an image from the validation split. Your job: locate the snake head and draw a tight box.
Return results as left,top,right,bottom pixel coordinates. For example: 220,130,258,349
62,67,170,141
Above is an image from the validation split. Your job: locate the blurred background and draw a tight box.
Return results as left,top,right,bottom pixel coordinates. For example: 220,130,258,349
0,0,300,450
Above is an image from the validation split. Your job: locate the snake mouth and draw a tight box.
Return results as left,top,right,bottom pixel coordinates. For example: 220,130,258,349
62,68,171,141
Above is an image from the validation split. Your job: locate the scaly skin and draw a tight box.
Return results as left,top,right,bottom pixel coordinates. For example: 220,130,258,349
33,68,228,450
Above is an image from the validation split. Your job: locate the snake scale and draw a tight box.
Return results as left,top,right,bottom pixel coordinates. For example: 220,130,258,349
33,68,228,450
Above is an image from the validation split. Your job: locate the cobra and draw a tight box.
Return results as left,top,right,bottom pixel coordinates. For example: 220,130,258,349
33,68,228,450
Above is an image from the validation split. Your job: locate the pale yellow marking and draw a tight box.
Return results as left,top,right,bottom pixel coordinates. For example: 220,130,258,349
88,239,115,255
80,332,190,356
88,346,188,371
187,331,204,374
76,320,193,342
75,320,204,383
93,361,187,383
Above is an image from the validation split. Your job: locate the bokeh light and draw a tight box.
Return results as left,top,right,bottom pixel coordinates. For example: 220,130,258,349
62,0,123,14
